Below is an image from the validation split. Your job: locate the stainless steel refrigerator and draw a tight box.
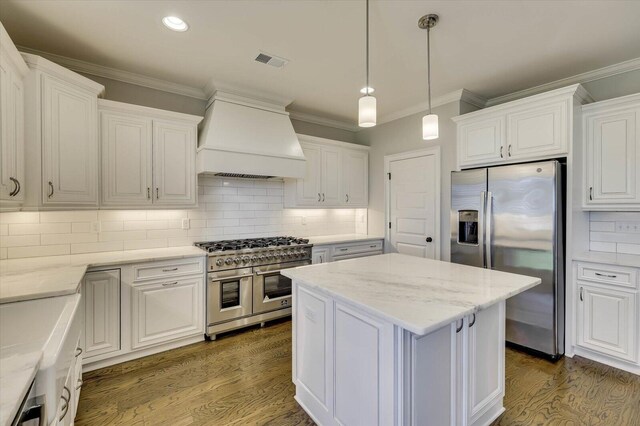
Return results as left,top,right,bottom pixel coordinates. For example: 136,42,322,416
451,160,564,359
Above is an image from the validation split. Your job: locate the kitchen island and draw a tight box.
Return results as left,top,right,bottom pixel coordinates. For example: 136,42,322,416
282,253,541,426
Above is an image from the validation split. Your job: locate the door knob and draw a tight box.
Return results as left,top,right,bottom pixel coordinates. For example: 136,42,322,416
426,237,433,242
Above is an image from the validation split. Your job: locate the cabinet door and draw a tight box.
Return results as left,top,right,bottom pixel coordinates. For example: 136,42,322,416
342,149,368,206
42,75,98,205
458,117,505,168
312,247,329,264
577,284,637,363
131,276,204,349
152,120,196,206
101,111,153,206
466,302,505,426
83,270,121,358
321,146,341,205
0,60,24,202
586,110,638,205
507,100,568,159
296,143,322,205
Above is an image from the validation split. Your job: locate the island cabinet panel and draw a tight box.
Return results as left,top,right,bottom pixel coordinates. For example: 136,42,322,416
83,269,121,359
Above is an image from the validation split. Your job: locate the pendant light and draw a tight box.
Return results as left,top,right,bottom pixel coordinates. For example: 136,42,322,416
358,0,376,127
419,14,439,140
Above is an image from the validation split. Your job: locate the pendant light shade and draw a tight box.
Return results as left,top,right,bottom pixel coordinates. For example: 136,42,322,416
359,95,377,127
358,0,376,128
419,14,439,140
422,114,438,140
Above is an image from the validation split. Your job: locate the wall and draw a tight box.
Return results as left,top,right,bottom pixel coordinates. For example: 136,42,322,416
0,176,367,259
291,119,359,144
589,212,640,255
356,100,477,261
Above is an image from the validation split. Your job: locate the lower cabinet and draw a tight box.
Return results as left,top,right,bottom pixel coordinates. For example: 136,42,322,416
311,239,384,264
83,269,121,358
55,335,83,426
131,276,204,349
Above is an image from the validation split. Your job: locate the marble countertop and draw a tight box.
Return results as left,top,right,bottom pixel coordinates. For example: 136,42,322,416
0,351,40,426
306,234,384,246
573,251,640,268
283,253,541,336
0,246,205,304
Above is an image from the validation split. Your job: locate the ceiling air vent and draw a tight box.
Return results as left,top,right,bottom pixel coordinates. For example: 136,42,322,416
254,52,289,68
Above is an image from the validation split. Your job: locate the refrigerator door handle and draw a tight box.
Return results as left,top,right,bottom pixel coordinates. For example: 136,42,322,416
479,191,487,268
485,191,493,269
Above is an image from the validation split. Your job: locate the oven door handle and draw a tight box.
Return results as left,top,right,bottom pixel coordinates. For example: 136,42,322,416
209,273,253,281
254,262,310,276
255,269,285,276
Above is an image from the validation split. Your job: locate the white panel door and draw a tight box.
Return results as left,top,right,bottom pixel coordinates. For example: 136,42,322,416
577,283,637,362
389,154,437,258
152,120,196,206
586,110,638,204
41,75,98,205
0,60,24,202
296,143,322,205
507,100,568,159
101,112,153,206
131,276,204,349
466,301,505,426
311,247,330,264
458,117,505,168
321,146,341,205
83,270,120,358
342,149,368,206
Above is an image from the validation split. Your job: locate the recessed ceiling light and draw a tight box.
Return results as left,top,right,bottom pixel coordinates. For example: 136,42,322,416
162,16,189,32
360,86,375,95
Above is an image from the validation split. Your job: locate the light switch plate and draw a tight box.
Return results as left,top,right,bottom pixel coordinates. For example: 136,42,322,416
182,218,190,230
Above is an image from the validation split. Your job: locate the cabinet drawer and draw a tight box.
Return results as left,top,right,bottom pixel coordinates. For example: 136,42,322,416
132,257,205,282
332,240,383,256
577,263,637,289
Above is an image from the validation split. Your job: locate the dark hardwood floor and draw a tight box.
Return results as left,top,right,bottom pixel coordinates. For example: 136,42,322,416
76,319,640,426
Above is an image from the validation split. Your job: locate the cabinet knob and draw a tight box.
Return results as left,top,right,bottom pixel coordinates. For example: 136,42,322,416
426,237,433,243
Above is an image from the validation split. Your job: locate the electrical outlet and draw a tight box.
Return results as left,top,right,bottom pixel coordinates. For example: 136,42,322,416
182,218,190,230
616,222,640,233
301,216,307,225
91,221,101,233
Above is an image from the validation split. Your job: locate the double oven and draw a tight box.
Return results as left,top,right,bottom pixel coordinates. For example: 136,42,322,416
196,238,312,340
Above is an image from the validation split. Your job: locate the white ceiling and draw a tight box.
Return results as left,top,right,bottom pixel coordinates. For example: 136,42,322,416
2,1,640,124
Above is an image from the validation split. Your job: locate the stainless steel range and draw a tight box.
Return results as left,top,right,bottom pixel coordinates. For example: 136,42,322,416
195,236,312,340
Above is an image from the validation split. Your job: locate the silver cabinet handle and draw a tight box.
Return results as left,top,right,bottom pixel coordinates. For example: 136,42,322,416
162,267,179,272
346,194,349,203
580,287,584,301
456,318,464,333
369,245,377,248
76,378,83,391
156,187,159,199
75,347,83,358
499,146,503,158
9,177,18,196
48,181,54,198
589,187,593,201
147,187,151,200
318,193,321,202
468,313,476,328
322,193,325,202
595,272,617,279
59,386,70,421
508,144,512,157
162,281,178,287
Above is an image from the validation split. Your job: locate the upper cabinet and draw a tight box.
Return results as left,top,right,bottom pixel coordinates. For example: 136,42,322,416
582,93,640,210
22,53,105,209
284,135,369,208
453,84,592,170
0,23,29,209
99,100,201,208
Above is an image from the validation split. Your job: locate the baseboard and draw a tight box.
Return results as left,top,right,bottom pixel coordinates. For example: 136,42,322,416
572,346,640,376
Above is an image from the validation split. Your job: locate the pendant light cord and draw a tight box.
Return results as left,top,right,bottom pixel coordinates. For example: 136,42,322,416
366,0,369,94
427,26,431,114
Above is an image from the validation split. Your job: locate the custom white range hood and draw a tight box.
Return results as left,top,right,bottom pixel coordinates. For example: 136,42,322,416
197,91,306,179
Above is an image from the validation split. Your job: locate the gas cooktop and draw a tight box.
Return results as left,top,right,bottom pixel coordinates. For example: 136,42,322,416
195,236,310,253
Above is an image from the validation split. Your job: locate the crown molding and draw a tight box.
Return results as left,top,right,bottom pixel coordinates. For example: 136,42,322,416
288,110,360,132
378,89,487,125
17,46,208,100
485,57,640,107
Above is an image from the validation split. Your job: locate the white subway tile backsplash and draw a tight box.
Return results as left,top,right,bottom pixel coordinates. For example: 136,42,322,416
0,178,367,259
589,212,640,255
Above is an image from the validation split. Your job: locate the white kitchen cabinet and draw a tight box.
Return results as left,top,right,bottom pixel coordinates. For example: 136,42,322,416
22,53,104,209
285,134,369,208
311,239,383,264
453,84,592,170
0,23,28,208
131,276,204,349
83,270,121,359
341,148,368,206
311,247,329,264
99,99,202,208
582,94,640,209
577,283,637,363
